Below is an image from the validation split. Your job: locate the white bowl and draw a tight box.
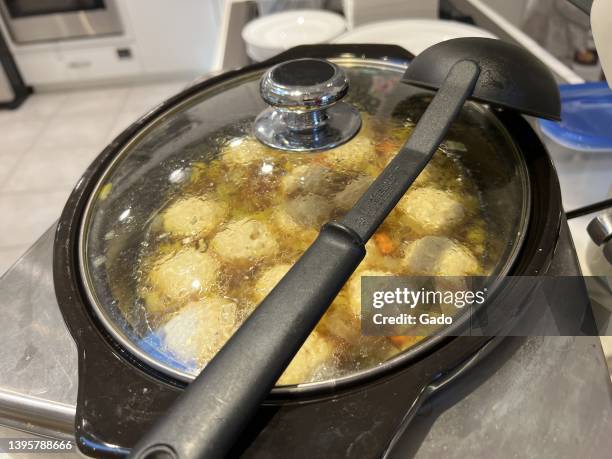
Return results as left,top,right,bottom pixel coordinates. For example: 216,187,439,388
333,19,497,55
242,9,347,62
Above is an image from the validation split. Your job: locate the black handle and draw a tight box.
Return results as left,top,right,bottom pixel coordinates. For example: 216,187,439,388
566,197,612,219
341,60,480,241
566,0,592,14
129,223,365,459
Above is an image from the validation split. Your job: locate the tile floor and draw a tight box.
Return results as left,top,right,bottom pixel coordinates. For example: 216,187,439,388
0,78,192,276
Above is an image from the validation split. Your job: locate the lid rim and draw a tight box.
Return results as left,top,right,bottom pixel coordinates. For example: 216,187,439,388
67,45,533,394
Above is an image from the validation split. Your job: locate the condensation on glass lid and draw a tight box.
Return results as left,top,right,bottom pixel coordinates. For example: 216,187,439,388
79,61,527,387
130,113,495,386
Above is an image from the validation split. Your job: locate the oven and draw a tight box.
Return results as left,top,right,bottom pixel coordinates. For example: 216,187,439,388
0,0,122,44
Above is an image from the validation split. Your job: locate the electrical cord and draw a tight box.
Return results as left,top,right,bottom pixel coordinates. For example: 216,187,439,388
566,197,612,219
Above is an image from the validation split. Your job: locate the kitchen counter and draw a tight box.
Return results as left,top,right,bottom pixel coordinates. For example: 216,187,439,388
397,221,612,458
0,220,611,458
408,336,612,458
0,226,76,440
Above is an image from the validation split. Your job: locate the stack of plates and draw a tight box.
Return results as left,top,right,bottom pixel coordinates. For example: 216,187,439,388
333,19,497,55
242,10,347,62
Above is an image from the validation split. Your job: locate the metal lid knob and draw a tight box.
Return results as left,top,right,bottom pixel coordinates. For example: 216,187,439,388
261,59,349,109
254,58,361,152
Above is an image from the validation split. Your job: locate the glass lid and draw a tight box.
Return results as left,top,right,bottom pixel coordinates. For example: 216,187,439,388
80,54,529,386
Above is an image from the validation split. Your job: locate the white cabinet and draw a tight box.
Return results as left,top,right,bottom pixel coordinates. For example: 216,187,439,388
13,49,66,86
14,45,142,85
122,0,220,75
4,0,222,87
58,46,142,81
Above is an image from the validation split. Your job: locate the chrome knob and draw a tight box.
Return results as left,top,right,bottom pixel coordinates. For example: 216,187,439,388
254,58,361,152
588,210,612,265
587,210,612,246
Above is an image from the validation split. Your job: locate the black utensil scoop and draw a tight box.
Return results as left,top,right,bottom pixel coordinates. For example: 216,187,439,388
129,38,560,459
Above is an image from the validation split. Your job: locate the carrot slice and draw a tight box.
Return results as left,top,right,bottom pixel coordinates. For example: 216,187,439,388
388,336,413,348
373,232,396,255
311,154,329,165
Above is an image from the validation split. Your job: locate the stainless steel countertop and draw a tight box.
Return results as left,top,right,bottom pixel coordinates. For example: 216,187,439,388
408,335,612,458
0,226,76,440
406,221,612,458
1,220,611,458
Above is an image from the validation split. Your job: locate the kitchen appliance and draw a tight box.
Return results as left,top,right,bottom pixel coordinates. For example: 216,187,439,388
53,43,569,457
0,0,122,44
129,37,562,458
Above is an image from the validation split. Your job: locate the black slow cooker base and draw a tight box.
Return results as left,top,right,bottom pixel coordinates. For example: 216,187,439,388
53,45,565,458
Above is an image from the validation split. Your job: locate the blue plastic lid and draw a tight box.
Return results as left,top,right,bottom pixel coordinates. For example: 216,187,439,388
139,332,198,373
539,82,612,152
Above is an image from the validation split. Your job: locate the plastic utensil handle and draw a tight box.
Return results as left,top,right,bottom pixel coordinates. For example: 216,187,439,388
341,59,480,241
129,222,365,459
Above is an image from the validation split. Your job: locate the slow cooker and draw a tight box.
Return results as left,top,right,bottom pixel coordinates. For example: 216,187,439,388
53,44,563,457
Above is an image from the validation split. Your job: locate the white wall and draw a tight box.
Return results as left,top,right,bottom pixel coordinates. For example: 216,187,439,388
481,0,529,26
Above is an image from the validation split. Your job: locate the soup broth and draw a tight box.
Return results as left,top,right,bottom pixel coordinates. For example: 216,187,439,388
134,115,491,385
